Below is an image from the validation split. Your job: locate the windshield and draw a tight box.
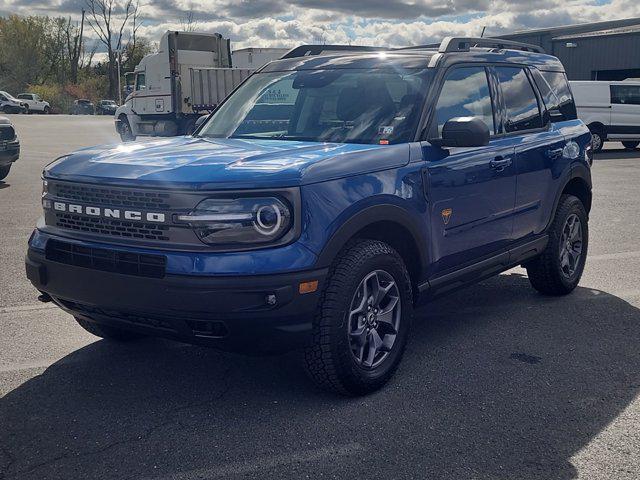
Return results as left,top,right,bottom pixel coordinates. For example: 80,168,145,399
198,68,431,145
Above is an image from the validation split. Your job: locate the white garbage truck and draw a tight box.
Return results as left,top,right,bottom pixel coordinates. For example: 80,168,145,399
115,31,252,141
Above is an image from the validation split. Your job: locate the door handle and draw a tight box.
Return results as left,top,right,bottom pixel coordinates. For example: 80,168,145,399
490,156,512,172
546,147,564,160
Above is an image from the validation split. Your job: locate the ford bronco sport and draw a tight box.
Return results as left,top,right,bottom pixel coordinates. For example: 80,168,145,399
26,38,593,395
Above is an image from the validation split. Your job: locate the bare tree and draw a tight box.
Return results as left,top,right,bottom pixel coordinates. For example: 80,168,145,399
85,0,138,98
65,9,85,84
180,7,199,32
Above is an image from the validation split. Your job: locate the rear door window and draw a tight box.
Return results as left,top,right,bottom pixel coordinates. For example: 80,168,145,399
610,85,640,105
496,66,544,132
533,70,577,121
434,66,495,135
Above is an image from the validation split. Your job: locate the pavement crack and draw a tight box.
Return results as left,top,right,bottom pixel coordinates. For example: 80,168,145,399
8,365,235,479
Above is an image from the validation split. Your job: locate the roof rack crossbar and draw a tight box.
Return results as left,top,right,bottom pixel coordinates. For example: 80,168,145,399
437,37,546,54
281,45,387,59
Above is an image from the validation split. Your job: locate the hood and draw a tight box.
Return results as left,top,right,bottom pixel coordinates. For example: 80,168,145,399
44,136,411,190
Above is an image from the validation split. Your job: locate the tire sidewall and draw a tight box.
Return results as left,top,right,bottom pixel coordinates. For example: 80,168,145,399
328,247,413,390
548,196,589,290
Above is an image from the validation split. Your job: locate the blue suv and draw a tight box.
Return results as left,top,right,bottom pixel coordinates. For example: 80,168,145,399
26,38,593,395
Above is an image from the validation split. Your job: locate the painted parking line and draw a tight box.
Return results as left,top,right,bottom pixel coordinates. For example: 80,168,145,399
589,251,640,261
0,304,56,315
144,442,365,480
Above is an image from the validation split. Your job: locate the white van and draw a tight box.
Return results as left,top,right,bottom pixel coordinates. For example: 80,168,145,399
570,80,640,152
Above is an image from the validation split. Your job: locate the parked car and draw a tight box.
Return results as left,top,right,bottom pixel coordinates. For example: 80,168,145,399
96,100,118,115
17,93,51,114
27,37,593,395
0,116,20,180
570,80,640,152
72,99,95,115
0,91,27,114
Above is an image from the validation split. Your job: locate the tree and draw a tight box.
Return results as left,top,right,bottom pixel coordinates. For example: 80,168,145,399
84,0,139,99
65,10,85,84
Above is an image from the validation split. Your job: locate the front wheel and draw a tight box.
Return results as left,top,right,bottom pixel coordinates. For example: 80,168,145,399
43,106,51,114
590,130,605,152
119,117,136,142
75,317,145,341
622,141,639,150
525,194,588,295
303,240,413,395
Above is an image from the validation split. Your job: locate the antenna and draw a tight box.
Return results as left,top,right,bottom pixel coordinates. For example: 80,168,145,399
481,26,486,38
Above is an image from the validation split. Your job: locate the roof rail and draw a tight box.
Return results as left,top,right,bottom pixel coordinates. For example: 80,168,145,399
437,37,545,54
281,44,387,59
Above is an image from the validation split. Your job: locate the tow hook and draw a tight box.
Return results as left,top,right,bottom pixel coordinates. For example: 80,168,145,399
37,292,52,303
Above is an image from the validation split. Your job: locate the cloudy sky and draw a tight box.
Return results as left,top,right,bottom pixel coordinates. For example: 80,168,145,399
2,0,640,50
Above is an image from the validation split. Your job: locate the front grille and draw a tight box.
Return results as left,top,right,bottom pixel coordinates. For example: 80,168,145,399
58,300,177,333
54,213,170,241
46,239,166,278
51,183,171,210
0,125,15,140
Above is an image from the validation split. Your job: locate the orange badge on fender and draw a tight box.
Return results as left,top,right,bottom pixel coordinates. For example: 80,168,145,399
441,208,453,225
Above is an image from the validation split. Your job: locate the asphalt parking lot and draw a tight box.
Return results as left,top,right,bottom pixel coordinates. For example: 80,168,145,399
1,115,639,480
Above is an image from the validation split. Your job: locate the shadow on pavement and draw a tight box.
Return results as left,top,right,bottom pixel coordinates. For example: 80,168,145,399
1,273,639,479
596,147,640,161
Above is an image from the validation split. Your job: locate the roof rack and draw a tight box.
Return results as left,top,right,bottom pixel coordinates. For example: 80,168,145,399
281,44,387,59
395,37,544,54
436,37,545,54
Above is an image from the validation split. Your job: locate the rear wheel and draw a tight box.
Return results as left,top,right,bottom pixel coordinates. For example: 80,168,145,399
525,194,588,295
0,165,10,181
303,240,413,395
75,317,145,341
622,141,639,150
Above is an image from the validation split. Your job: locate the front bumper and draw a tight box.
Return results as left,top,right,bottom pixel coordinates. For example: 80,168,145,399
26,241,327,354
0,140,19,166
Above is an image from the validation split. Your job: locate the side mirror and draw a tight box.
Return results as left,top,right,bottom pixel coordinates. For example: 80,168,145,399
195,115,207,130
437,117,490,148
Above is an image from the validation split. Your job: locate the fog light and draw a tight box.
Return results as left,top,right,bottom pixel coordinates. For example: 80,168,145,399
299,280,319,294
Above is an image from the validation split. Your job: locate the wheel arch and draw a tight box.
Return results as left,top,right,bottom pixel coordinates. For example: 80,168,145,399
316,204,428,289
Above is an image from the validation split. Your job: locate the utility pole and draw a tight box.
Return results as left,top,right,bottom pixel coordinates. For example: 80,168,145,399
116,49,122,104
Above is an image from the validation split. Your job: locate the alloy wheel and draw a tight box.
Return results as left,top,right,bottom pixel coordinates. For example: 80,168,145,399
559,213,583,278
348,269,401,369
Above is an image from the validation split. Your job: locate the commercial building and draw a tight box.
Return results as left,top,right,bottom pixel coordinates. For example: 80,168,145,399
499,18,640,80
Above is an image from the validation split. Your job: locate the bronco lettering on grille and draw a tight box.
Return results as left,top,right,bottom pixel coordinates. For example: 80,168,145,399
48,201,166,223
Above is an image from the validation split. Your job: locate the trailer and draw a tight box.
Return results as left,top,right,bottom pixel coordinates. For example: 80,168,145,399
115,31,252,141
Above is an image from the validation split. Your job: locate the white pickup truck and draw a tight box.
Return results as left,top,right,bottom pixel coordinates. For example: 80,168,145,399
16,93,51,114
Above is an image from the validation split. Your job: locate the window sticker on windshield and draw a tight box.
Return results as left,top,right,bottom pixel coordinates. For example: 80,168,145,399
378,126,394,135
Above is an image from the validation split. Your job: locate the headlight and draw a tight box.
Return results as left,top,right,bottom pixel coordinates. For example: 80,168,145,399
177,196,293,246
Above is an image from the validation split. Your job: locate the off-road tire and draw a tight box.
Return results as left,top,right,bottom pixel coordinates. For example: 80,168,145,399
622,141,639,150
0,165,10,181
303,239,413,396
75,317,145,341
525,194,588,295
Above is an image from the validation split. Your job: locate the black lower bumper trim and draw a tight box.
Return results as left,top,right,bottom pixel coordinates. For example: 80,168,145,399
26,247,326,353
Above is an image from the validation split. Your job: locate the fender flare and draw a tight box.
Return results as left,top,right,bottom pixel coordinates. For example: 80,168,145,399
546,162,593,232
316,203,429,271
